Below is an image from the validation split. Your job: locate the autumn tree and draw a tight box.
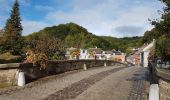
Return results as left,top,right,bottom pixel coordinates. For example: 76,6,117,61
0,0,23,55
25,33,64,60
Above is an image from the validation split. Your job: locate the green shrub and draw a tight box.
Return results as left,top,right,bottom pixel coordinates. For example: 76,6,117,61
0,52,22,63
155,35,170,61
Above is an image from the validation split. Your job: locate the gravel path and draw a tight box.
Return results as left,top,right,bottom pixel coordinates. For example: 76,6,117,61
0,65,149,100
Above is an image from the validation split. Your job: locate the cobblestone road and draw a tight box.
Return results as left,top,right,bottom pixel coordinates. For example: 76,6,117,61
0,65,149,100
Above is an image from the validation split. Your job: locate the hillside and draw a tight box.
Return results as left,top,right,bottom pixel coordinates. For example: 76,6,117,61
101,36,143,52
25,23,143,53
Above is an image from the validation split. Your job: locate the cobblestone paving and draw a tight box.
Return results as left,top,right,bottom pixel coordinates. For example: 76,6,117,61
0,66,149,100
0,66,123,100
128,68,149,100
45,67,127,100
73,67,149,100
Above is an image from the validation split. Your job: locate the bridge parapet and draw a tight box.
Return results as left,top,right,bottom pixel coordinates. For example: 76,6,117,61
0,60,125,87
149,62,170,100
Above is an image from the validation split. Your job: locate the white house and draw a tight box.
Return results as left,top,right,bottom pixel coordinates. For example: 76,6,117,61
79,49,88,59
141,39,156,67
86,47,104,60
65,47,126,62
103,51,113,60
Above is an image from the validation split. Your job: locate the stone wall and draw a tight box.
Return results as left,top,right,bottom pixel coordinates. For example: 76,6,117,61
0,69,18,87
0,60,122,86
149,62,170,100
0,63,21,87
159,79,170,100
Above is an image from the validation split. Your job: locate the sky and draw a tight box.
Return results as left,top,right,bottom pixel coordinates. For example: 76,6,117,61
0,0,165,37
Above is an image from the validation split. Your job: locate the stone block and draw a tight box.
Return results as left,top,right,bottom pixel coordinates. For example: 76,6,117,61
159,80,170,100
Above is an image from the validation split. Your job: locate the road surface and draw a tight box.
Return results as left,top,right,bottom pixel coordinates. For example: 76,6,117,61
0,65,149,100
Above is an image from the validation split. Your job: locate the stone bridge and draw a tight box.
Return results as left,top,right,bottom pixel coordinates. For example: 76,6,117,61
0,60,150,100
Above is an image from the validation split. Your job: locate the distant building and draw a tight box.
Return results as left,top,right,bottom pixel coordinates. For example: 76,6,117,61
65,47,126,63
79,49,88,59
87,47,104,59
127,46,146,65
104,51,113,60
126,39,156,67
141,39,156,67
108,50,126,63
65,47,79,60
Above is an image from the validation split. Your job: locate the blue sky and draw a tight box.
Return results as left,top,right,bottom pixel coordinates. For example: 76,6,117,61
0,0,164,37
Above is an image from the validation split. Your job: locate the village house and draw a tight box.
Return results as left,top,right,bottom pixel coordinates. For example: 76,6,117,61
87,47,104,59
107,50,126,63
141,39,156,67
65,47,79,60
127,47,145,65
65,47,126,63
126,39,156,67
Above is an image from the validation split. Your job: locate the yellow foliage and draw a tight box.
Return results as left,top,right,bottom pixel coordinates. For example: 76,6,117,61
25,50,48,70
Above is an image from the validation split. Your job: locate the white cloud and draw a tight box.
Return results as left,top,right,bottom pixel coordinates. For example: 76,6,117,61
0,0,164,37
45,0,163,37
111,6,160,37
46,10,113,36
22,20,50,35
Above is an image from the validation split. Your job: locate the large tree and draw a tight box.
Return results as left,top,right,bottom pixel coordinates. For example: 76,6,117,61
149,0,170,61
0,0,23,55
151,0,170,35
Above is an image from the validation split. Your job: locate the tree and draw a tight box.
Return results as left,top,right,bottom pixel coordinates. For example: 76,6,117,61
149,0,170,61
0,29,4,40
151,0,170,35
26,33,64,60
142,28,161,43
155,35,170,61
0,0,23,55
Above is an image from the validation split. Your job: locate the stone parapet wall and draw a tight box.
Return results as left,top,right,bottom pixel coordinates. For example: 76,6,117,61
21,60,120,82
0,69,18,87
0,60,123,86
148,62,170,100
0,63,20,69
159,79,170,100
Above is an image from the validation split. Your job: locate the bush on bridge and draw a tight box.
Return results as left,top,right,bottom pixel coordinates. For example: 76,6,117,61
25,50,48,70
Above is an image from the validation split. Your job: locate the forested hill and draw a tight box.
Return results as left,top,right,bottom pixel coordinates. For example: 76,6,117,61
25,22,143,53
